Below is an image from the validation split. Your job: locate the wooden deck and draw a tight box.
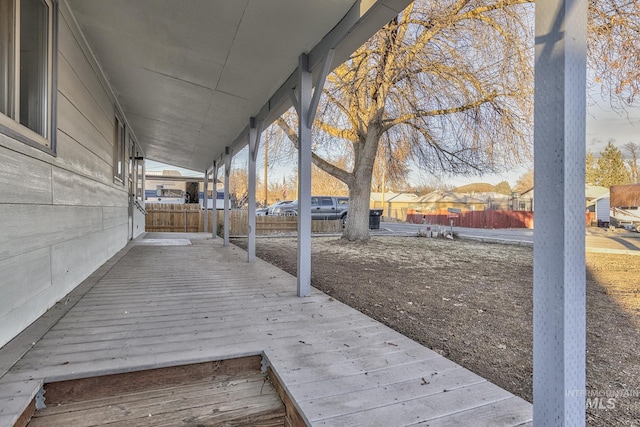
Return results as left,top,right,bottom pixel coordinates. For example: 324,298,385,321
0,233,532,426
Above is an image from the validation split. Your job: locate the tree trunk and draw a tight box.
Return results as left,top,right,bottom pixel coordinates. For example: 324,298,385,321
344,175,373,241
342,131,380,241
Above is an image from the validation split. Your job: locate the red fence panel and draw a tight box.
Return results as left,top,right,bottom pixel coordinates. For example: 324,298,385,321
586,212,595,226
406,210,534,229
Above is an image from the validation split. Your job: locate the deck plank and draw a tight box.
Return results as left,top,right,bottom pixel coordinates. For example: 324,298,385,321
311,381,514,426
29,374,284,427
0,235,532,426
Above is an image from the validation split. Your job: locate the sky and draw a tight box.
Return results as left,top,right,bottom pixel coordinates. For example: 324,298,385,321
443,97,640,188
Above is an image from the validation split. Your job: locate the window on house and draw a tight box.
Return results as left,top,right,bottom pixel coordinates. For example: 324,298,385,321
135,157,144,201
0,0,56,152
113,114,125,182
127,132,134,191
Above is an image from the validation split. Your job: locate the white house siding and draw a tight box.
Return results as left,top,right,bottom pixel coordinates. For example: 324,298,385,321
0,4,139,347
596,196,610,222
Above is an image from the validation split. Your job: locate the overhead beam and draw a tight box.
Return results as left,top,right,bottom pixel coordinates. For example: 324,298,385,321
221,1,413,174
251,0,412,130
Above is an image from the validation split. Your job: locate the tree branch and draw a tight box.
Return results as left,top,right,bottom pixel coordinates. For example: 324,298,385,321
274,117,355,186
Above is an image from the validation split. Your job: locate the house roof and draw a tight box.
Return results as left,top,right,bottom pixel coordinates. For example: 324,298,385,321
465,191,510,201
416,191,487,204
370,192,419,203
66,0,411,173
585,185,609,200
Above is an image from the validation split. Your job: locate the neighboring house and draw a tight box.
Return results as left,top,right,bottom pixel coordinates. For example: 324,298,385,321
469,191,511,210
609,184,640,229
585,184,609,204
413,191,487,212
515,188,534,211
370,192,419,220
592,193,611,224
510,184,606,213
145,170,219,206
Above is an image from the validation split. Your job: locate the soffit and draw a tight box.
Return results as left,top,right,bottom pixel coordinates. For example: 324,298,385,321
66,0,410,172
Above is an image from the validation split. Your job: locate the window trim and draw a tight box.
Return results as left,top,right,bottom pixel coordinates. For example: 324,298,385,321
0,0,58,155
135,153,145,202
113,112,125,183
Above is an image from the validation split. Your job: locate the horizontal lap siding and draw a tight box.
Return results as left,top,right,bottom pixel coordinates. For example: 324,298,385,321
0,6,131,347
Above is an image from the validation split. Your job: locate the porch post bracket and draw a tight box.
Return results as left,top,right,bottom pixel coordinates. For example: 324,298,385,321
307,48,335,128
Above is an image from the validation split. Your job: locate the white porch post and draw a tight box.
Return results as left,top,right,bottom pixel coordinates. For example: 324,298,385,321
296,54,313,297
223,149,231,247
203,169,209,233
247,118,262,262
212,161,218,239
534,1,587,425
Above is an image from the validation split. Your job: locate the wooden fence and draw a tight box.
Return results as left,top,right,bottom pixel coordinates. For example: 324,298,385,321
145,204,213,232
145,204,342,235
406,210,534,229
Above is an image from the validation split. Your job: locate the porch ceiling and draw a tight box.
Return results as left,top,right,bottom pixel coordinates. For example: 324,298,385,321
66,0,410,172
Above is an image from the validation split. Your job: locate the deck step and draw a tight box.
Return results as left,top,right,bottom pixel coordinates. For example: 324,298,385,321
25,357,285,427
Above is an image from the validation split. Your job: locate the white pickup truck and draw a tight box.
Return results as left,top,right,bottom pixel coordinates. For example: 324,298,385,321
269,196,349,220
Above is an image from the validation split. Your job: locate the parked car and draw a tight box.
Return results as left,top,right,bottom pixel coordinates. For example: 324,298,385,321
255,207,268,216
266,200,293,215
272,196,349,221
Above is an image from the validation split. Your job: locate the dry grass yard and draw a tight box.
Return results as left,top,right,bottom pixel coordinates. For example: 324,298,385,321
232,235,640,426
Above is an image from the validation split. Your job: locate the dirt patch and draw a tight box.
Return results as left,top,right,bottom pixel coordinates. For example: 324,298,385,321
231,235,640,426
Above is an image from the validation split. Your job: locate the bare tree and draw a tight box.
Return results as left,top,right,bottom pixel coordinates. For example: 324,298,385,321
312,164,349,196
272,0,640,241
229,167,249,209
623,142,639,183
279,0,534,241
588,0,640,108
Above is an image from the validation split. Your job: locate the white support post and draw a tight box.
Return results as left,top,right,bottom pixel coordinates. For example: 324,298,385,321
534,1,587,425
223,150,231,247
296,53,313,297
247,118,262,262
203,169,209,233
212,161,218,239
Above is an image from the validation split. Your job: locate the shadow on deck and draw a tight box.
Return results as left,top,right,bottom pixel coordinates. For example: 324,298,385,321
0,233,532,426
